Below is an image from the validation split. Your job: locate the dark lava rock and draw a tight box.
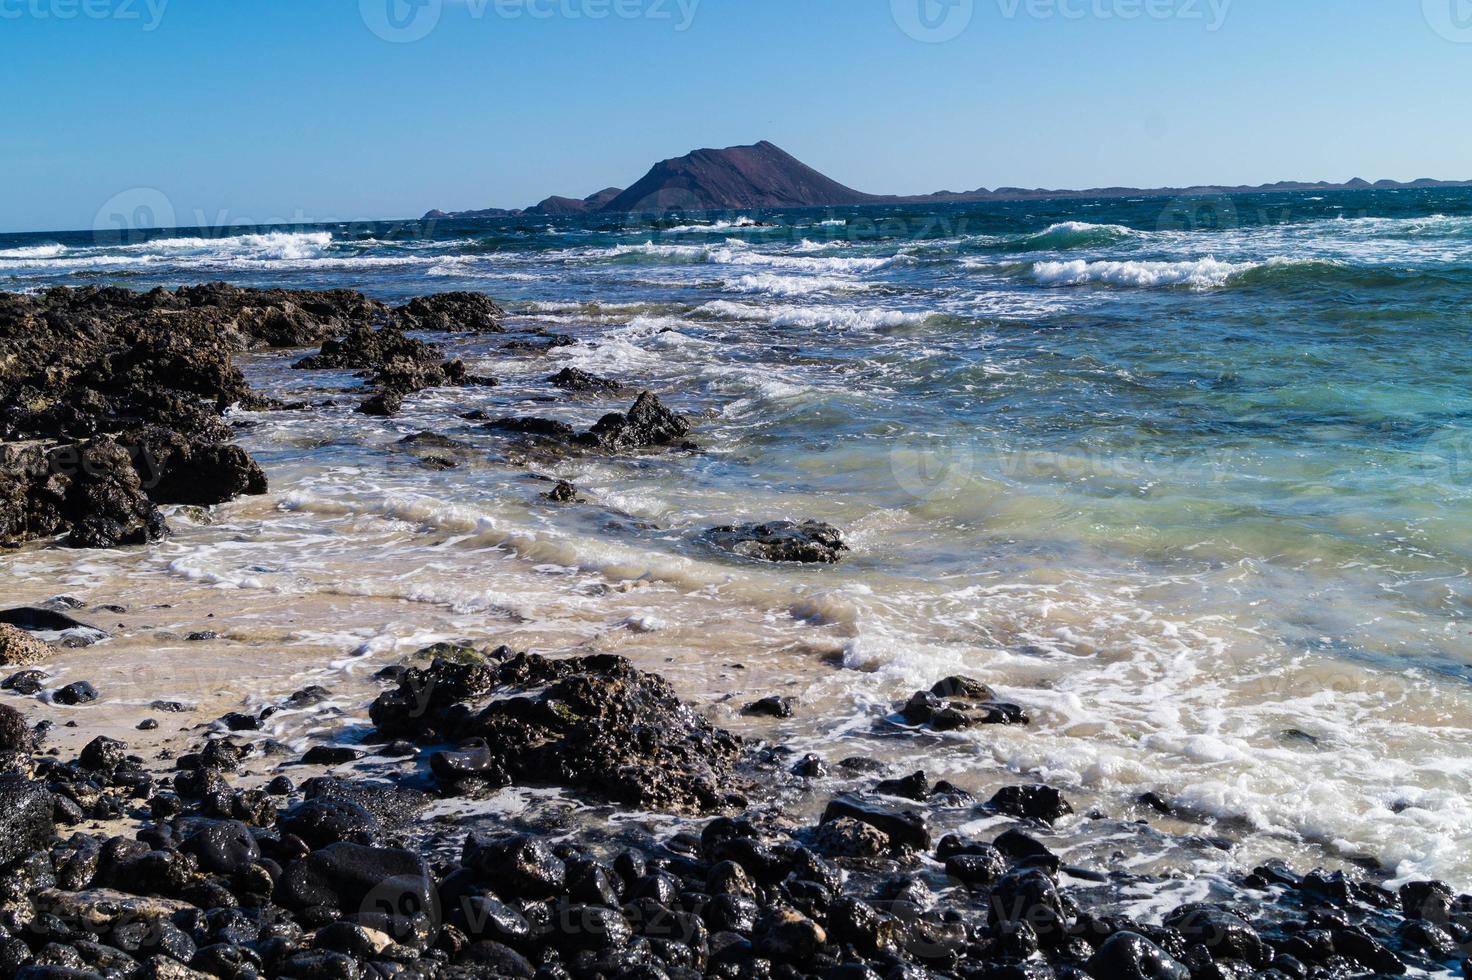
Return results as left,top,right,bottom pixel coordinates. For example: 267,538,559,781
0,775,56,865
179,820,260,876
78,735,126,771
0,285,338,547
0,702,34,752
899,675,1029,730
462,833,566,900
0,607,110,634
577,391,691,451
989,866,1070,943
541,480,581,503
279,842,434,915
396,291,504,333
1086,931,1190,980
821,794,930,851
704,520,847,564
753,907,826,964
944,848,1007,886
987,785,1074,824
370,651,744,812
357,391,403,417
484,417,578,441
548,367,621,393
741,695,794,718
3,668,49,694
1161,905,1266,964
53,681,100,705
300,746,364,766
549,903,632,953
278,798,380,848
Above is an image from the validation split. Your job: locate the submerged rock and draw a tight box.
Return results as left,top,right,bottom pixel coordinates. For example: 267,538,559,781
897,675,1029,730
704,520,848,564
370,652,745,812
577,391,692,451
548,367,622,393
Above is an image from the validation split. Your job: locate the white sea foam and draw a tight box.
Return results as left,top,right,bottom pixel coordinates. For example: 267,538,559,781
699,299,926,331
0,243,66,259
720,273,869,297
1030,257,1256,288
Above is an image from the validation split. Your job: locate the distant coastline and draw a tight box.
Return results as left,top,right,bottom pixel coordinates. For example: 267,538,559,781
425,140,1472,220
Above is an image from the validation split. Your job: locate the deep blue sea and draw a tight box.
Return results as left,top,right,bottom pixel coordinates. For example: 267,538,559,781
4,188,1472,888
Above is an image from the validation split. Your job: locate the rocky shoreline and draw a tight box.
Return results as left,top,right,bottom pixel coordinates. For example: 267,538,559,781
0,286,1468,980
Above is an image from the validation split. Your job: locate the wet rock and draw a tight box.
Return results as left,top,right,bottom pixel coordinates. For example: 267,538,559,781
898,675,1029,730
704,520,847,564
943,847,1007,887
396,291,504,333
78,736,126,771
148,443,267,505
278,842,434,915
0,623,54,666
541,480,581,503
549,904,632,953
279,798,381,848
179,820,260,876
821,794,930,851
577,391,691,451
54,438,170,548
462,833,567,900
753,907,826,964
548,367,621,393
1086,931,1190,980
987,785,1074,824
989,866,1070,944
301,746,364,766
0,702,34,752
484,416,578,441
0,776,57,865
53,681,100,706
741,695,794,718
357,391,403,417
1161,905,1266,964
4,668,50,694
371,652,744,812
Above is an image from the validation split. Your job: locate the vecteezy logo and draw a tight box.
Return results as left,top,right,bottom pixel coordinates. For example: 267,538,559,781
891,0,973,42
1425,0,1472,41
92,188,177,246
361,0,442,43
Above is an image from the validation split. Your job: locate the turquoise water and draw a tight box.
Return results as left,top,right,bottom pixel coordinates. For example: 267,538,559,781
4,189,1472,885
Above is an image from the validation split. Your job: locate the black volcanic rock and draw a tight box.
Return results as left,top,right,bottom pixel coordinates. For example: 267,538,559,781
601,141,881,213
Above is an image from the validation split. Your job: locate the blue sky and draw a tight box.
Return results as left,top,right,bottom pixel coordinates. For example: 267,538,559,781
2,0,1469,232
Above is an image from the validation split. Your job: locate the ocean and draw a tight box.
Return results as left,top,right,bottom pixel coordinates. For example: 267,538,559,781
4,188,1472,895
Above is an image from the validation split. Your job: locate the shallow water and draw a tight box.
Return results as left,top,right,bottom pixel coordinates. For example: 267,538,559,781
4,188,1472,890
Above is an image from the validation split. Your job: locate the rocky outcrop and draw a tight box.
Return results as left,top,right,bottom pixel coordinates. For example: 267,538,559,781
0,625,52,668
370,650,746,812
704,520,848,564
395,291,505,333
483,392,693,455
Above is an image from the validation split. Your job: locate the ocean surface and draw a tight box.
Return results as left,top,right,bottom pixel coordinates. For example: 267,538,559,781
4,189,1472,892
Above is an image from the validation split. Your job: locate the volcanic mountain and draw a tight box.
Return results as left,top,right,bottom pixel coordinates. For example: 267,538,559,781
598,140,881,213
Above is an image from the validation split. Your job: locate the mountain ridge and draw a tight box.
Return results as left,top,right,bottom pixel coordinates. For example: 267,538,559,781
424,141,1472,219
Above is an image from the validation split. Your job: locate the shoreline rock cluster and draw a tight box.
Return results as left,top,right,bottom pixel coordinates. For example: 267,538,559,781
0,285,502,548
0,624,1466,980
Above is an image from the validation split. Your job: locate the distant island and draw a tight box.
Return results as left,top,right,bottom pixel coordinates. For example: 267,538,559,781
424,140,1472,220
